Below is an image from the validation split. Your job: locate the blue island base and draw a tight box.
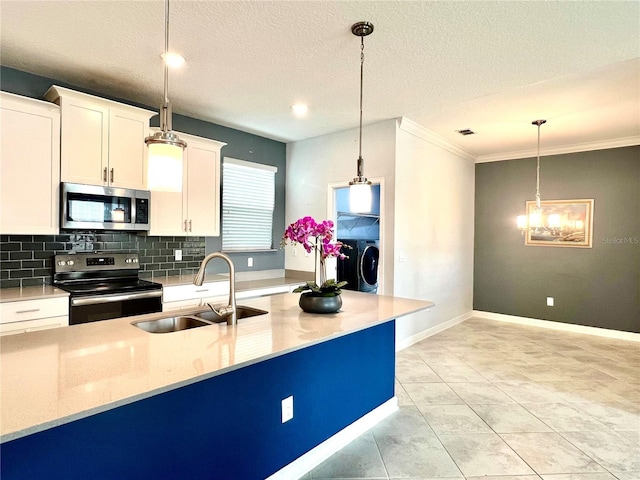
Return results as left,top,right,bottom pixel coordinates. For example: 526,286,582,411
1,320,396,480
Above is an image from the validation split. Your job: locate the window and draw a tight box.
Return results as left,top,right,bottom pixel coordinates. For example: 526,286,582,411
222,157,277,251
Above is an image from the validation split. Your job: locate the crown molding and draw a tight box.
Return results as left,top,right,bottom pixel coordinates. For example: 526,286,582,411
397,117,477,163
476,136,640,163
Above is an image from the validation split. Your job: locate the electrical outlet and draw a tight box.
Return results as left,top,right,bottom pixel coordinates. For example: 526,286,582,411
248,257,253,267
174,249,182,261
281,395,293,423
547,297,554,307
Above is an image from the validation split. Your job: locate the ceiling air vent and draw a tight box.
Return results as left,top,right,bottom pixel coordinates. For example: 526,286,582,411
456,129,475,136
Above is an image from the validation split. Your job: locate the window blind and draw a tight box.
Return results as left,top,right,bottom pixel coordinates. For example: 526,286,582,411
222,157,277,251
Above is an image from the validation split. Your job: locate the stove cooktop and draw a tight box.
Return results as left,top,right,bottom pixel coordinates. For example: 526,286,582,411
55,279,162,296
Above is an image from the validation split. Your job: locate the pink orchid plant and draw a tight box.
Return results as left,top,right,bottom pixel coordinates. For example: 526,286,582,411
281,216,349,296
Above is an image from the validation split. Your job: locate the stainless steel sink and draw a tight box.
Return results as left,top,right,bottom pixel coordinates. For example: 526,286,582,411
132,316,214,334
194,306,268,324
132,306,268,333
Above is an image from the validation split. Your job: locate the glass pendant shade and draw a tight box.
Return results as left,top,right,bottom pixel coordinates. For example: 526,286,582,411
528,209,542,228
548,214,561,229
349,182,372,213
147,142,184,192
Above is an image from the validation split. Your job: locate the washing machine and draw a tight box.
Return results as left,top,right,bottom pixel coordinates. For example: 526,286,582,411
337,239,380,293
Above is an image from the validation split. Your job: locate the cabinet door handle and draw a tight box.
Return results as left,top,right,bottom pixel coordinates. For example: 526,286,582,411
184,220,188,232
110,168,114,183
189,220,192,232
16,308,40,314
103,167,108,182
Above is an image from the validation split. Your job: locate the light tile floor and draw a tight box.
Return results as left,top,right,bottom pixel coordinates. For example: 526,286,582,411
300,317,640,480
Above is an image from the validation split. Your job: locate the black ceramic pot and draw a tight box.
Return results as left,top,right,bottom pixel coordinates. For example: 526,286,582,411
298,293,342,314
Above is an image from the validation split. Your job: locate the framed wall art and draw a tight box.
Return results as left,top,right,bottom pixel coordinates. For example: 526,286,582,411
524,199,594,248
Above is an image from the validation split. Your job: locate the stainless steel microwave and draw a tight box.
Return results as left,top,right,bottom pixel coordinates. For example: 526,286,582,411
61,182,150,231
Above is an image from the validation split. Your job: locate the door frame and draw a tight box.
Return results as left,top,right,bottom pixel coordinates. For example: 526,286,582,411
327,178,385,295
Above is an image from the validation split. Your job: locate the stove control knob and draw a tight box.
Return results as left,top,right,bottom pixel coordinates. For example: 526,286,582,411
133,258,139,263
57,260,66,266
66,260,75,266
125,258,132,264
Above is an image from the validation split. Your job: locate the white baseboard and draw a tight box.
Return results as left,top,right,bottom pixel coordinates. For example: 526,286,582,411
396,311,473,351
266,397,398,480
473,310,640,342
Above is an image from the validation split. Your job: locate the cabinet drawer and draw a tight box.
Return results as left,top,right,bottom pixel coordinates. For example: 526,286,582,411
0,316,68,336
162,281,230,303
0,297,69,324
236,285,290,300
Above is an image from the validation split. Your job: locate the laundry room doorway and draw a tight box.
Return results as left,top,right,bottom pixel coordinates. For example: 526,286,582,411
327,180,384,295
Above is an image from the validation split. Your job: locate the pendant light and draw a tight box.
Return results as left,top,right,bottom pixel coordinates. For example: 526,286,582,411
517,119,547,234
145,0,187,192
348,21,374,213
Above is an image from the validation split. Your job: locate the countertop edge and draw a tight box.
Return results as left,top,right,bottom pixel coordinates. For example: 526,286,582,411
0,315,411,444
0,293,434,442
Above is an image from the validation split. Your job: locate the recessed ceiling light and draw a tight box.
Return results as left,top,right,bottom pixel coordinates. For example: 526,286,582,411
161,52,185,68
291,104,308,116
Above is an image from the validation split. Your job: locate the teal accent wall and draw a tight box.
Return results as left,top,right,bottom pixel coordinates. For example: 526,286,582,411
474,146,639,333
0,66,286,275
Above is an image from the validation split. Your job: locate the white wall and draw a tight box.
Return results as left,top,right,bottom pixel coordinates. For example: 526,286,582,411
393,118,475,345
285,117,475,347
285,119,397,292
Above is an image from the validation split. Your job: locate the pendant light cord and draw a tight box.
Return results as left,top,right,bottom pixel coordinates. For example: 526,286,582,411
533,120,546,209
161,0,170,133
358,35,364,165
535,122,541,209
350,21,373,185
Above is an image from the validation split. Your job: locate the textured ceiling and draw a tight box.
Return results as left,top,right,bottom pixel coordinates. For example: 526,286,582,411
1,0,638,160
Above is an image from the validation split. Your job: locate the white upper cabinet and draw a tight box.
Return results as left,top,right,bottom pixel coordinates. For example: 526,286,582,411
150,132,225,237
44,86,154,190
0,92,61,234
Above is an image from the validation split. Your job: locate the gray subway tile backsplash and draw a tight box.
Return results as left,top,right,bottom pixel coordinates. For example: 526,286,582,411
0,233,206,289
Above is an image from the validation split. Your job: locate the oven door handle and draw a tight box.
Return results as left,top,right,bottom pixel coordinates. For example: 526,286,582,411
70,290,162,307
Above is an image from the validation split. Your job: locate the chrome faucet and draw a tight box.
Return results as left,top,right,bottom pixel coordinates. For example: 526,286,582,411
193,252,237,326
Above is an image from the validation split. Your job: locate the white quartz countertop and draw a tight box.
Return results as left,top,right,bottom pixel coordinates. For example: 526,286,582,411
154,273,307,291
0,276,306,303
0,291,433,442
0,285,69,302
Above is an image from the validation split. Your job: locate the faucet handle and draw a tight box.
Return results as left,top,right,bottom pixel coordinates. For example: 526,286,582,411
217,306,235,316
206,303,235,317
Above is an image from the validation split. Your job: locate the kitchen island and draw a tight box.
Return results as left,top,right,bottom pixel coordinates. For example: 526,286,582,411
1,291,432,479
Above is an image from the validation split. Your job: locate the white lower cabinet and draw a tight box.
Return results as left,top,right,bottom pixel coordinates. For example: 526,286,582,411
162,282,231,312
0,297,69,336
162,283,293,312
